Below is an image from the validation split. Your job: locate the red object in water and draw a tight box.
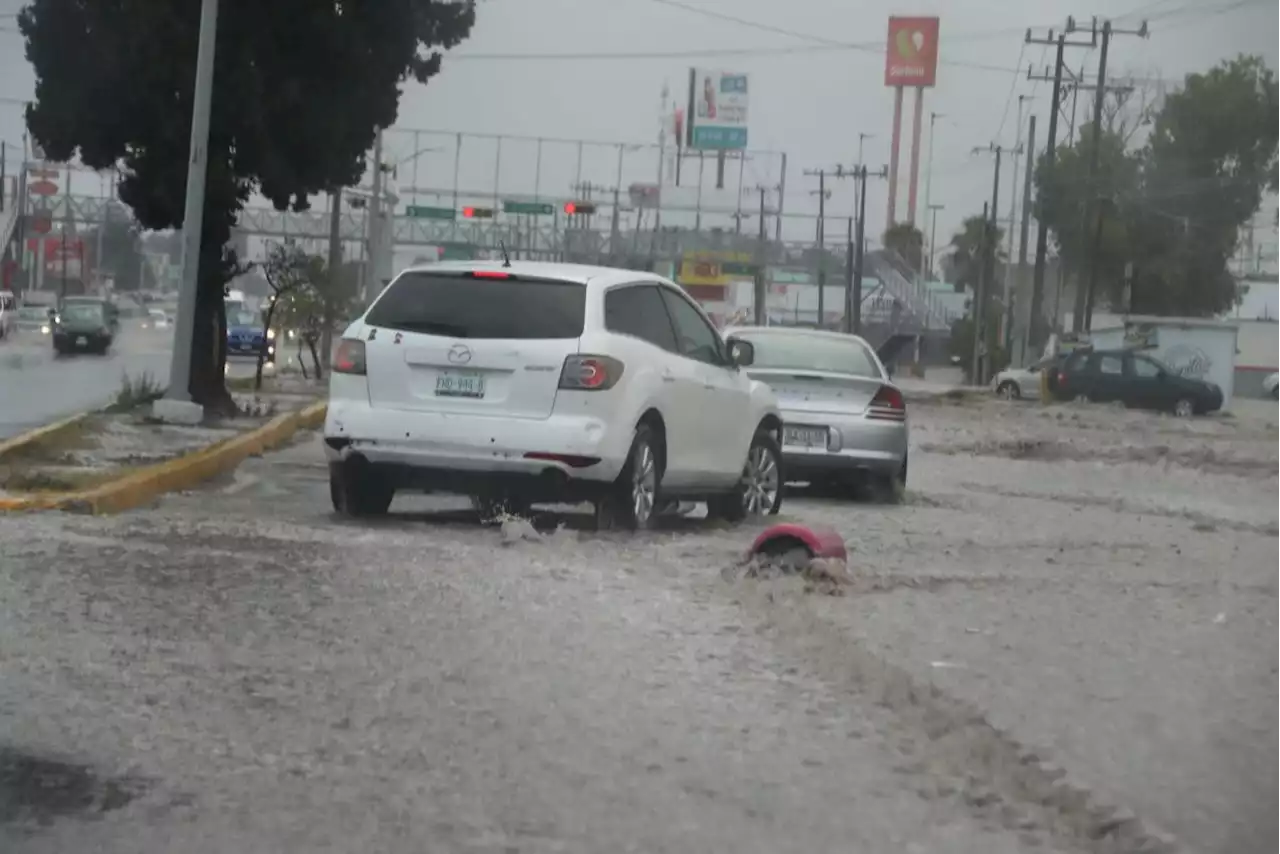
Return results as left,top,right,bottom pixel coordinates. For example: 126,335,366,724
749,524,847,562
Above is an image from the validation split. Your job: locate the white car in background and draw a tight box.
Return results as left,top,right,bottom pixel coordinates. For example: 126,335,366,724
1263,372,1278,400
992,356,1058,400
143,308,171,330
323,261,784,529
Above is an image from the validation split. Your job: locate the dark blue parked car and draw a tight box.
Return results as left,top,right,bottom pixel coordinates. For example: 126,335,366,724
227,307,275,362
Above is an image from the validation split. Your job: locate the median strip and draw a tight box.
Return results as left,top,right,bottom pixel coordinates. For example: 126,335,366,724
0,388,327,515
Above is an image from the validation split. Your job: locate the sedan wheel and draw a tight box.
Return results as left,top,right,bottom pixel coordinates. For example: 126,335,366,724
997,381,1020,400
1173,398,1195,418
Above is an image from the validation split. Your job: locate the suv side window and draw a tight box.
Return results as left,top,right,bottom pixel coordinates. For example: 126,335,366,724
657,287,725,366
603,285,678,352
1097,354,1123,375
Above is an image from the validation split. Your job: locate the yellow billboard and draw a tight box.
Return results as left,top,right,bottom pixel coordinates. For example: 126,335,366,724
677,251,754,287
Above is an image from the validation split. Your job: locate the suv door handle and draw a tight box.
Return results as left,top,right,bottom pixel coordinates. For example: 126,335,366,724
662,369,676,383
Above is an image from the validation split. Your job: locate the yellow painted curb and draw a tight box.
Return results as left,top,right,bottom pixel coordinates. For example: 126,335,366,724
0,411,94,463
0,401,328,515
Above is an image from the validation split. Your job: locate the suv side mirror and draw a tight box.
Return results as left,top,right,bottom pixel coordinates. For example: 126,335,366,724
727,338,754,367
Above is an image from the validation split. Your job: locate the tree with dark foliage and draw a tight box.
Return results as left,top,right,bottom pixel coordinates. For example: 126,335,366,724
19,0,475,411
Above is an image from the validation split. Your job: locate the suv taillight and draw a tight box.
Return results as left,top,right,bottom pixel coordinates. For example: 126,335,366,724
559,354,624,390
333,338,367,375
867,385,906,421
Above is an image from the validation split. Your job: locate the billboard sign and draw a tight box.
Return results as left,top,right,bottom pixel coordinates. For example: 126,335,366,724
885,17,940,88
686,69,748,150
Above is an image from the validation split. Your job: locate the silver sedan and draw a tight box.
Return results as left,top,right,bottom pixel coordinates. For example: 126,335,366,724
723,326,909,499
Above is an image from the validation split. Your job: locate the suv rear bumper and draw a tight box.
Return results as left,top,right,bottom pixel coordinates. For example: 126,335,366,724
324,400,629,492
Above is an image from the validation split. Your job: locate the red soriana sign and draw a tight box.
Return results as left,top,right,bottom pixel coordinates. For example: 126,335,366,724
885,16,940,88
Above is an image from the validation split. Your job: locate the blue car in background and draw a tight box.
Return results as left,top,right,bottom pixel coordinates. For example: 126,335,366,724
227,307,275,362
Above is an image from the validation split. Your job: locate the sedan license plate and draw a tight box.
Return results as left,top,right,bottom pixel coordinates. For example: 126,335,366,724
75,336,87,346
784,425,828,449
435,370,486,398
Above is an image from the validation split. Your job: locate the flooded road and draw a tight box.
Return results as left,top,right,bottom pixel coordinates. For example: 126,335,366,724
0,395,1274,853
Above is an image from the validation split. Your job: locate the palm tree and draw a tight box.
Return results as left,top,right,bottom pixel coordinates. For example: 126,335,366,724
947,215,1005,294
882,222,924,272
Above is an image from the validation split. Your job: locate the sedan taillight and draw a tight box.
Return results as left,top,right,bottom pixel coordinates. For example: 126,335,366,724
867,385,906,421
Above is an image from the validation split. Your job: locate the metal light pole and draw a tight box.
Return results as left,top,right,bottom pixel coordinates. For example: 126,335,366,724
162,0,219,411
927,203,944,280
922,112,942,278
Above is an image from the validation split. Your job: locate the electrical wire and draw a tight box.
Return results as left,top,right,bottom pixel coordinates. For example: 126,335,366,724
994,42,1028,143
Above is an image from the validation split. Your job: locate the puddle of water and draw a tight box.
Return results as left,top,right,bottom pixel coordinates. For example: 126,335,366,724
0,746,144,827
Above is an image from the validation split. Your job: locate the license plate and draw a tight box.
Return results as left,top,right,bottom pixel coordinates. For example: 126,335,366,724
75,336,87,346
435,370,486,398
783,425,828,449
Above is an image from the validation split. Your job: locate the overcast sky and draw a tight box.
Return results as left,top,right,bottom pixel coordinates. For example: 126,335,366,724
0,0,1275,250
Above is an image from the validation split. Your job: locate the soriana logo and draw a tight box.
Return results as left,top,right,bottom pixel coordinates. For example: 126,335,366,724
885,16,940,88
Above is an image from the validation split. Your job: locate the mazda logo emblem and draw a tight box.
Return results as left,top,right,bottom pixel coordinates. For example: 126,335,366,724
447,343,472,364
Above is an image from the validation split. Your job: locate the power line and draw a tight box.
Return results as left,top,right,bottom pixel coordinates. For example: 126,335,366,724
995,42,1029,143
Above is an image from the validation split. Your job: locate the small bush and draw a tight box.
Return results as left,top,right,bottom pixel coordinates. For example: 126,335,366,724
107,372,165,412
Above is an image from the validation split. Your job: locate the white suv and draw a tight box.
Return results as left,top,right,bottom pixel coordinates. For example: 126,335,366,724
323,261,784,529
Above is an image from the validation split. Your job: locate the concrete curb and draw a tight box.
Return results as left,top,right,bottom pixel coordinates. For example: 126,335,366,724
0,401,327,515
0,411,95,463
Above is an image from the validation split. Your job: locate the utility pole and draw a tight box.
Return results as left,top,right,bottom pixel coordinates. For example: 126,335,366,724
804,168,831,326
364,127,384,305
1024,21,1096,351
827,164,860,332
1015,114,1037,364
850,165,890,335
160,0,219,414
745,184,773,325
321,186,343,375
1003,95,1030,349
1068,16,1149,333
971,144,1020,384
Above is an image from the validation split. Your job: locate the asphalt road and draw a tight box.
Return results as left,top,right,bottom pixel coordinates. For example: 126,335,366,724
0,446,1077,854
0,396,1274,853
0,323,260,440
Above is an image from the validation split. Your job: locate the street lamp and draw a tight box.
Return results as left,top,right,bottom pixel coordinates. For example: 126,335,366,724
927,203,945,280
922,112,944,279
157,0,219,421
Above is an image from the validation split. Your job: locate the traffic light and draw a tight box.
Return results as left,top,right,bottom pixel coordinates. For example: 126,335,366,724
462,206,494,219
564,201,596,215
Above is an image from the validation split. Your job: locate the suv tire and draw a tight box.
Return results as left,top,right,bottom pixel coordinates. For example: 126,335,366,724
707,430,784,523
330,461,394,518
597,424,664,531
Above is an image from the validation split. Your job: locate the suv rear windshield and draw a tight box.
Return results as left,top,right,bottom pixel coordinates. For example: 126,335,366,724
365,272,586,340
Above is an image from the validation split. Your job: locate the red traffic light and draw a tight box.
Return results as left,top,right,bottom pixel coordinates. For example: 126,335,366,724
564,201,596,215
462,206,494,219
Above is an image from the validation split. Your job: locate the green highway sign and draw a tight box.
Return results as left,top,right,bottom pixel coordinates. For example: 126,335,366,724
502,200,555,216
406,205,456,220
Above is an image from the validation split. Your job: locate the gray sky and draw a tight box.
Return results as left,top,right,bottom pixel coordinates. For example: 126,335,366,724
0,0,1276,249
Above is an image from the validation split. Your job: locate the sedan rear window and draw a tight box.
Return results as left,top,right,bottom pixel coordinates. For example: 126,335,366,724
366,272,586,340
732,331,881,378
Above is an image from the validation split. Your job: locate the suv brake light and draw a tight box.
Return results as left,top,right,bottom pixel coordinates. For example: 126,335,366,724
867,385,906,421
333,338,367,375
559,354,624,390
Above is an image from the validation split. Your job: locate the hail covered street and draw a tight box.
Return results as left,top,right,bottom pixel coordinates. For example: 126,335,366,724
0,392,1275,853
